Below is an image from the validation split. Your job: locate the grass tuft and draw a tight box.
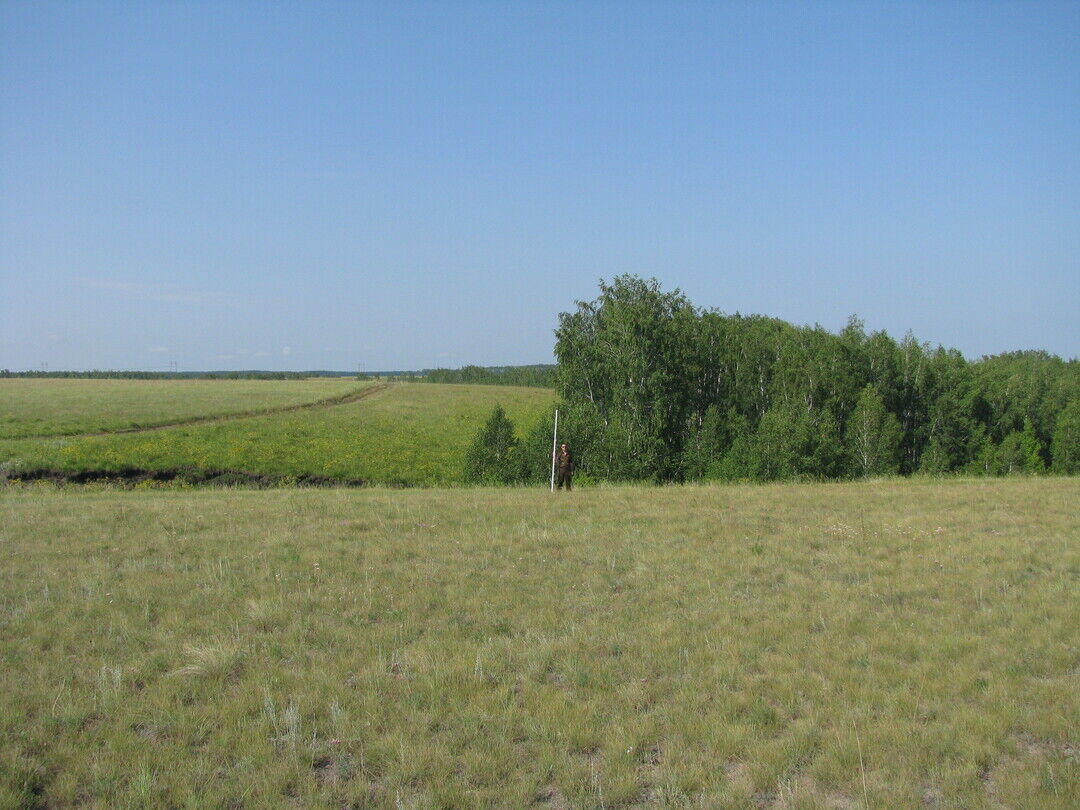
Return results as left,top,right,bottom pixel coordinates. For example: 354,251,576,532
166,640,246,681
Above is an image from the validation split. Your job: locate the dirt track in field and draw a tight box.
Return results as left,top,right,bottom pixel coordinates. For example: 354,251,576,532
18,382,393,440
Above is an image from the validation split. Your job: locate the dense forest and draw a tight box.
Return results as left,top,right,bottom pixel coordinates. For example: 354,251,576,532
469,275,1079,484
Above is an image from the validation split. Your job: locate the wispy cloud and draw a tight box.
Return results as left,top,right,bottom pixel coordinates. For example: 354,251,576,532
79,279,241,306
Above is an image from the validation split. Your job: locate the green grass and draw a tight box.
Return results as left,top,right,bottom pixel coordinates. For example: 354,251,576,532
0,383,556,486
0,378,366,438
2,478,1077,808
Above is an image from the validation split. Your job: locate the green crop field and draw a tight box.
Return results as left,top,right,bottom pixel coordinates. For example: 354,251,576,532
0,382,556,486
2,478,1077,808
0,378,366,438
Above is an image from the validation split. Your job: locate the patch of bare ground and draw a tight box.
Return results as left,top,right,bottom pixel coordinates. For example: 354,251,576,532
723,762,858,810
626,744,663,807
724,760,754,794
312,753,351,787
535,784,571,809
920,785,944,806
757,775,859,809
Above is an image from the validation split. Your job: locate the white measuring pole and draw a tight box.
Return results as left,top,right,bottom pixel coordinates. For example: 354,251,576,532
550,408,559,492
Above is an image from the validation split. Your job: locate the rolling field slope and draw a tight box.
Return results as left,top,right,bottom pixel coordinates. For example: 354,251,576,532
0,382,556,486
2,478,1077,808
0,377,366,438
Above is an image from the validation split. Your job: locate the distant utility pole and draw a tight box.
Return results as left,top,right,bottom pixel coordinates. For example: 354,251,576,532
550,408,559,492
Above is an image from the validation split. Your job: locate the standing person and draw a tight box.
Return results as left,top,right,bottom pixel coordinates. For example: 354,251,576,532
555,443,573,491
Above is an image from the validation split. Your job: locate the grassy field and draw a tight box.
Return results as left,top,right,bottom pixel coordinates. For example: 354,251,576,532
0,382,555,486
2,478,1076,808
0,378,366,438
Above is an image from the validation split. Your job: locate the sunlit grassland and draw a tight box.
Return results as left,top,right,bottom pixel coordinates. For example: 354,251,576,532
0,383,555,486
0,378,365,438
2,478,1076,808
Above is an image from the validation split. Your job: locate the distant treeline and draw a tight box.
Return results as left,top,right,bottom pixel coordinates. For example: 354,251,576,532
525,275,1079,483
423,364,557,388
0,370,315,380
1,367,554,384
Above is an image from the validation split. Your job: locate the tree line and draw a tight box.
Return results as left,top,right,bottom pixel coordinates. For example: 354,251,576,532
423,364,557,388
467,275,1079,484
3,367,557,385
0,370,313,380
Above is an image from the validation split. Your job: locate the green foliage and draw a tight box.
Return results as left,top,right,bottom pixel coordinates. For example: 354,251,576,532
999,420,1045,475
972,351,1078,455
555,275,698,481
554,275,1079,483
515,409,561,485
744,409,801,482
968,427,1003,476
969,420,1047,477
845,385,903,477
917,435,952,475
1051,399,1080,474
681,405,736,480
750,404,843,481
464,406,521,484
713,418,757,482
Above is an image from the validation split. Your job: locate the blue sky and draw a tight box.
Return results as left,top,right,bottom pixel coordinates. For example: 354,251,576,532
2,1,1077,371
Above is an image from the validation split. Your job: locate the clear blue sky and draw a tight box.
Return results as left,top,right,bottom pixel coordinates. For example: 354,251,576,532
2,1,1077,371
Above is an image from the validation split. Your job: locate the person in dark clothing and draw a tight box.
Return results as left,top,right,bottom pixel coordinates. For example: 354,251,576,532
555,443,573,490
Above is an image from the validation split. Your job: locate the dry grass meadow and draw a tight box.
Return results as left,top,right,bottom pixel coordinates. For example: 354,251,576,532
2,478,1077,808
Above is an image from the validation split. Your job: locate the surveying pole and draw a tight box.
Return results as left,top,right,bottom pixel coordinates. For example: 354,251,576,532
549,409,559,492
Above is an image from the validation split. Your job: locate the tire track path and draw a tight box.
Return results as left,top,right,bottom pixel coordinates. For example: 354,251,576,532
14,382,393,440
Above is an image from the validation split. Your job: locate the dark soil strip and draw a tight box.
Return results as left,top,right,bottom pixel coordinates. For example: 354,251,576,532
8,467,415,489
15,382,392,440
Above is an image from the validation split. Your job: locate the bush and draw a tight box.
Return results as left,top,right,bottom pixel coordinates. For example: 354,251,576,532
464,406,521,485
